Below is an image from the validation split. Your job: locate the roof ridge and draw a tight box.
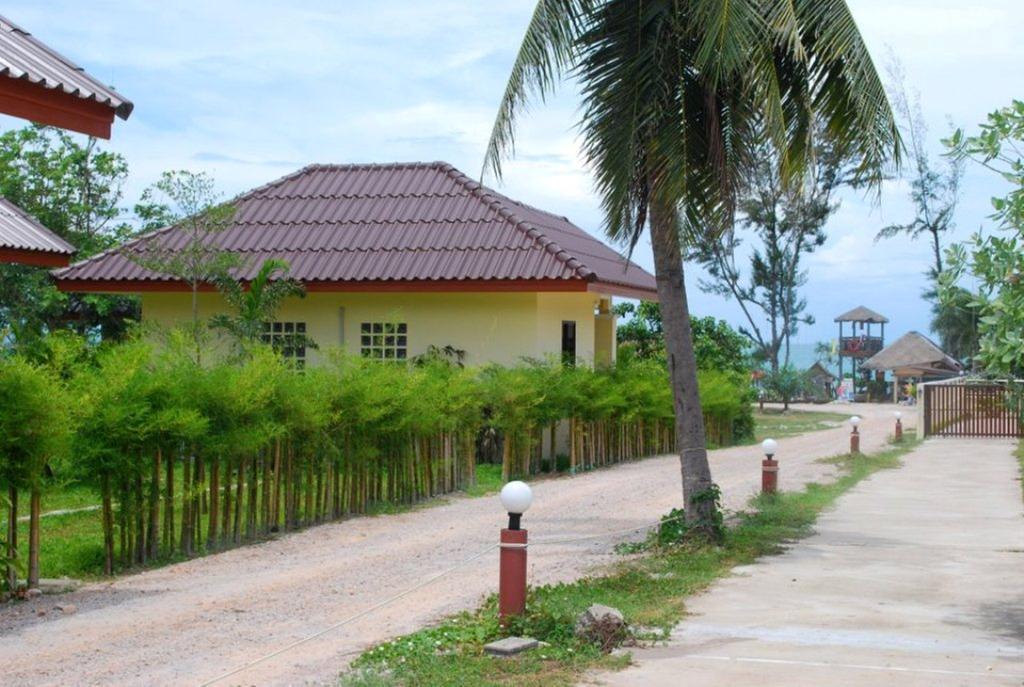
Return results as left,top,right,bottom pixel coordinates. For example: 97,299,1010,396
438,165,595,282
117,245,543,255
248,191,468,200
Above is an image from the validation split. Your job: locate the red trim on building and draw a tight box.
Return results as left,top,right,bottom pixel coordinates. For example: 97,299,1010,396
0,77,115,139
55,277,599,295
0,246,71,267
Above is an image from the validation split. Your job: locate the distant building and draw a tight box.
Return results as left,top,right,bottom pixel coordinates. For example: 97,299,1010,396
806,361,836,401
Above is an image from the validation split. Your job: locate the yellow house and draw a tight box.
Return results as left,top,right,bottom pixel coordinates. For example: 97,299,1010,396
54,162,657,366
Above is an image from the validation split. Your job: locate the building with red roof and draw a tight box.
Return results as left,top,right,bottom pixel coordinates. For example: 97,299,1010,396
56,162,656,366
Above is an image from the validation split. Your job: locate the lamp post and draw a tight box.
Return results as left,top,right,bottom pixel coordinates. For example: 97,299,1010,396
498,481,532,624
894,411,903,442
849,415,861,454
761,438,779,494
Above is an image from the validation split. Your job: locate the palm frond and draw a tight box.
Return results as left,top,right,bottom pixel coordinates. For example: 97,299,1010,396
794,0,902,184
482,0,592,180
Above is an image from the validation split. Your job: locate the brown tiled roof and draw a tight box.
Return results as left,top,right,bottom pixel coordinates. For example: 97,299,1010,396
834,305,888,323
0,197,75,266
0,16,133,120
54,162,657,298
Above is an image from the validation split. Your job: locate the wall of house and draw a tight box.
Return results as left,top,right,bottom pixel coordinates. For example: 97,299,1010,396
140,289,608,367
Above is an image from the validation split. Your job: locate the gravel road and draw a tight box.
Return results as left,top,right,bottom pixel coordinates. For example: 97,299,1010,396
0,403,908,686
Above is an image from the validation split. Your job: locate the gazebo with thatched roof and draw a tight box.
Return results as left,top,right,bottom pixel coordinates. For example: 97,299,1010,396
862,331,963,402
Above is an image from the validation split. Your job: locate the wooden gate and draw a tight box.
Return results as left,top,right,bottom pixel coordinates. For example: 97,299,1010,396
923,381,1024,438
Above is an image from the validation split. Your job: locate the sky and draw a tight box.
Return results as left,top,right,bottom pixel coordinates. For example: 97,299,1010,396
6,1,1024,352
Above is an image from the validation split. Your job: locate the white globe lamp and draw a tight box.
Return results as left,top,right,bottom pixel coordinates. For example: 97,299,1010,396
500,481,533,530
761,438,778,459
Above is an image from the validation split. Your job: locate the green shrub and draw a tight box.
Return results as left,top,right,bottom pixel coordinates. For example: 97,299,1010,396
4,331,755,577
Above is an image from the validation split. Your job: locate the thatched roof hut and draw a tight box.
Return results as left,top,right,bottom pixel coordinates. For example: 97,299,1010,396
862,331,962,378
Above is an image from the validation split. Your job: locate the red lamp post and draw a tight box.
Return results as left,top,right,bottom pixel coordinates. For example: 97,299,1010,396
849,415,861,454
498,481,532,625
894,411,903,442
761,438,779,494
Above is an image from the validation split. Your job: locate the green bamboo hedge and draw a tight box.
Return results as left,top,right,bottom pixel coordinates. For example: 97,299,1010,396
0,340,752,580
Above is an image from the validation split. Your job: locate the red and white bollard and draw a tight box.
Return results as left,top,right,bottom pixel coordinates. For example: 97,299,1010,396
498,481,533,626
760,438,778,494
894,411,903,442
849,415,861,454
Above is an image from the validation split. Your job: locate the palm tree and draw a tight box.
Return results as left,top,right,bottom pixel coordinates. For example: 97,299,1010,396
485,0,899,534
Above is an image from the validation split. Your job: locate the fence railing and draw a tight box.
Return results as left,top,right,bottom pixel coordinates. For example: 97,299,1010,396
921,379,1024,438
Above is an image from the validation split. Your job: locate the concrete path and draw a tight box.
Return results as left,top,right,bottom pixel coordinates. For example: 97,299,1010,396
595,438,1024,687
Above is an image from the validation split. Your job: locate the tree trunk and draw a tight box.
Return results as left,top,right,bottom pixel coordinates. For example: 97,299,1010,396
649,200,717,535
28,486,41,588
164,449,174,552
207,455,219,547
100,474,114,575
180,455,192,556
148,449,161,560
6,486,18,590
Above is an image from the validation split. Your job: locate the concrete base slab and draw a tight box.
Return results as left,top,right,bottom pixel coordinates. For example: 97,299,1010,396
596,438,1024,686
484,636,538,656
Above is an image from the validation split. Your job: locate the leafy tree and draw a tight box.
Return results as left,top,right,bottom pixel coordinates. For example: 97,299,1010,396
876,61,963,279
0,357,71,589
0,126,140,344
929,286,980,364
762,365,813,411
133,171,239,364
613,301,664,361
615,302,749,374
689,133,853,371
210,258,310,358
486,0,899,533
943,100,1024,376
814,340,838,368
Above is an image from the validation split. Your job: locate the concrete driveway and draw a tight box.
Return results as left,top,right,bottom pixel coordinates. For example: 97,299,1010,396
595,438,1024,686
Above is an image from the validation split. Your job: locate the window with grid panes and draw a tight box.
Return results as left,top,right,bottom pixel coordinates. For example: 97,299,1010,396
360,322,407,360
261,321,308,366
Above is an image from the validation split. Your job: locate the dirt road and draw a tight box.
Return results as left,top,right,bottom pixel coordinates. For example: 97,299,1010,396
0,404,904,686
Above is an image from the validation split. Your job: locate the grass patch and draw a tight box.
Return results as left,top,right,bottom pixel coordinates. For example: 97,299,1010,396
749,408,851,443
342,435,920,687
1017,440,1023,502
465,464,504,498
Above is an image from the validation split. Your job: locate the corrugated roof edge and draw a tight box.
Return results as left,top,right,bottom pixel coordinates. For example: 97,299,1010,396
0,16,133,119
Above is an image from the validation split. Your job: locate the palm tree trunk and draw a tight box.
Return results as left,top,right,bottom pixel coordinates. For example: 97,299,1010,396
649,200,717,535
